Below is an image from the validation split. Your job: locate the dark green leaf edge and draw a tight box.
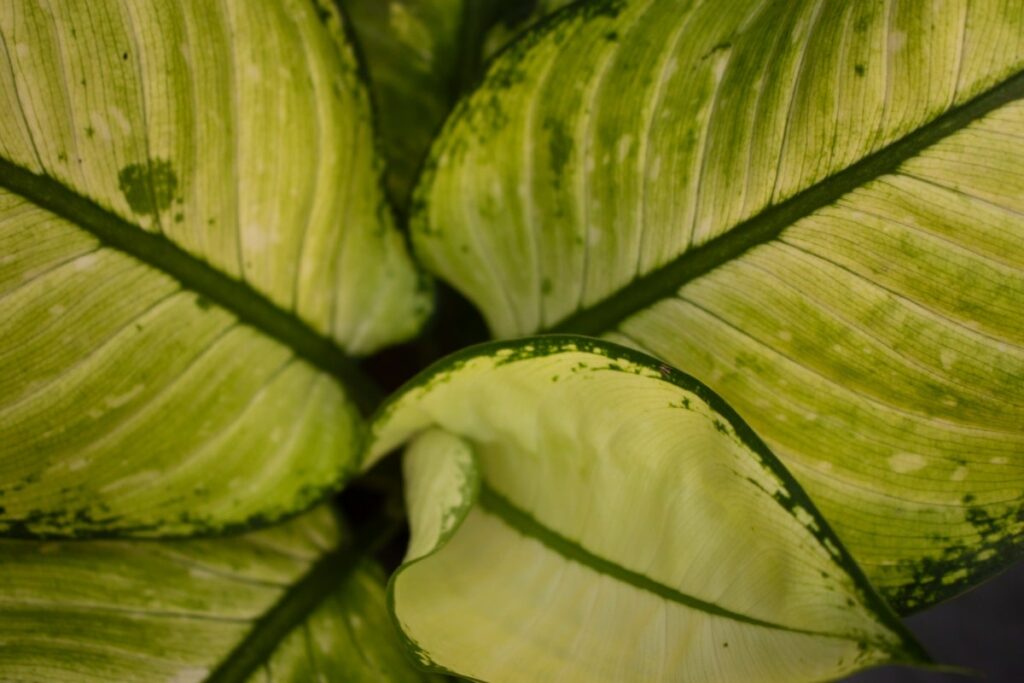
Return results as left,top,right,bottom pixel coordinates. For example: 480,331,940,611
0,442,363,542
406,0,627,226
407,3,1024,615
411,1,1024,338
370,334,931,676
385,431,482,678
0,296,365,540
0,0,435,540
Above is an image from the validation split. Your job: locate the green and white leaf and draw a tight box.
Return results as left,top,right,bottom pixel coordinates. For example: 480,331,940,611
0,0,430,535
0,505,427,682
412,0,1024,610
366,337,926,683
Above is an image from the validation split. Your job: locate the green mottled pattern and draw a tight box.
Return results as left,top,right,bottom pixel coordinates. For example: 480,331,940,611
367,338,923,683
0,0,431,535
412,0,1024,610
0,506,425,682
0,0,428,353
0,191,359,535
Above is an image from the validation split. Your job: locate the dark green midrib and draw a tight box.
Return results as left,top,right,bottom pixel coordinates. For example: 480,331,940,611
0,157,380,415
204,547,356,683
205,515,397,683
549,68,1024,336
479,483,849,639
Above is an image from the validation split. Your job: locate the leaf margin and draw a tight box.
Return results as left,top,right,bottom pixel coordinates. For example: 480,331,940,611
365,334,931,679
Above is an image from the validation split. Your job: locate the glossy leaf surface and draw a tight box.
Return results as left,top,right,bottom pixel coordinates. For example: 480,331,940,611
412,0,1024,610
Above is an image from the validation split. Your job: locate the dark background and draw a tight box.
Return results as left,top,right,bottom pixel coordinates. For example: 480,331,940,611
849,562,1023,682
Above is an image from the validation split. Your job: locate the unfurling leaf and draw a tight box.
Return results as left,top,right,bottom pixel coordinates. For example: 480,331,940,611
0,0,431,536
412,0,1024,610
366,337,926,682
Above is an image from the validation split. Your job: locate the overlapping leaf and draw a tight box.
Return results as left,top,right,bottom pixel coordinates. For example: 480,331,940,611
343,0,464,207
412,0,1024,610
343,0,559,209
0,505,427,682
0,0,430,536
481,0,575,59
365,337,925,682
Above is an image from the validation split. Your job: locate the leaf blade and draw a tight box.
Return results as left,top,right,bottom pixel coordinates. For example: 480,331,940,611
0,0,431,536
343,0,466,208
411,0,1024,609
0,506,427,682
370,337,926,682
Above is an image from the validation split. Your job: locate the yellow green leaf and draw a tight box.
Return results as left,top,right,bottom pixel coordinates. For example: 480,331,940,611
0,0,430,536
412,0,1024,611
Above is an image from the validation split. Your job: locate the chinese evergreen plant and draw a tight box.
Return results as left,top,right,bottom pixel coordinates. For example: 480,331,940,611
0,0,1021,681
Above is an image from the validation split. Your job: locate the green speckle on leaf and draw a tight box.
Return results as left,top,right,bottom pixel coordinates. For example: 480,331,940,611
313,0,331,24
579,0,625,20
545,116,573,179
117,159,178,217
